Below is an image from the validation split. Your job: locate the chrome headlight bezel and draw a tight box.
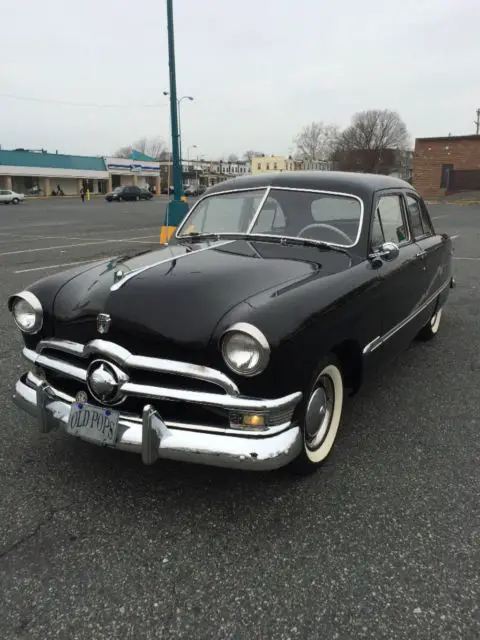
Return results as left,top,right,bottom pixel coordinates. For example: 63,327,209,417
220,322,270,377
8,291,44,334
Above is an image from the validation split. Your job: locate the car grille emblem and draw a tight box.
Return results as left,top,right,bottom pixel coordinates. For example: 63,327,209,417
97,313,111,334
86,360,128,405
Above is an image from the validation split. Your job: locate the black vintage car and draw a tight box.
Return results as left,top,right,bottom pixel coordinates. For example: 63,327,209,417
105,185,153,202
8,172,455,473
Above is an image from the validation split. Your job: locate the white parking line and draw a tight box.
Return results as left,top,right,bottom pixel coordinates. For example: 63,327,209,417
0,236,157,257
451,234,459,240
14,261,92,274
453,256,480,261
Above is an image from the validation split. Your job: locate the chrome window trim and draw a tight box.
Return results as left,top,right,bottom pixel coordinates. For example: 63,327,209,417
362,278,450,355
174,186,365,248
373,191,413,248
175,186,271,238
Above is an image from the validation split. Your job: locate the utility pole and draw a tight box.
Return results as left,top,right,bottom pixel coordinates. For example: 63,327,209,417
163,0,188,236
475,108,480,135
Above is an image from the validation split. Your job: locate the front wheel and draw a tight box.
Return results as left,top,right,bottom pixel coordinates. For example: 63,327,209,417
135,195,139,201
290,354,344,475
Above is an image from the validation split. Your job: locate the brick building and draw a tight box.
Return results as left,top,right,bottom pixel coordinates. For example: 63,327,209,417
413,135,480,197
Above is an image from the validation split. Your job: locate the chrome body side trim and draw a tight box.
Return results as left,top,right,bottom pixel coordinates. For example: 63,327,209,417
13,374,302,471
362,278,450,355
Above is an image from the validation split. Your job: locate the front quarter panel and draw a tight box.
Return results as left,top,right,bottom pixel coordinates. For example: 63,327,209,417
7,258,112,346
210,259,382,399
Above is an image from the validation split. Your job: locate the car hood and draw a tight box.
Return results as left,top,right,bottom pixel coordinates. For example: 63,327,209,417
52,239,351,353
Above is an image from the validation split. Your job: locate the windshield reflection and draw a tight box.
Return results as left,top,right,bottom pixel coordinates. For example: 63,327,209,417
177,187,362,247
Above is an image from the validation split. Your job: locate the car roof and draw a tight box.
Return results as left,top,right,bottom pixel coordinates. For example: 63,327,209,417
206,171,413,199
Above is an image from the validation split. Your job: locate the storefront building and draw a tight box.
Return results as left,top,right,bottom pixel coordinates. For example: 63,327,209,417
104,153,161,194
0,149,109,196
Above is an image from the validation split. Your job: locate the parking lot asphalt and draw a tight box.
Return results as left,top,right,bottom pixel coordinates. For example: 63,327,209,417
0,199,478,639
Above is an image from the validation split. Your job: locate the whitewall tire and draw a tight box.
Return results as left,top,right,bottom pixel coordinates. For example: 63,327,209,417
417,303,443,341
291,355,344,474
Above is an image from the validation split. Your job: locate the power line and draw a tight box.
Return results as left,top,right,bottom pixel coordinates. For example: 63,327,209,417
0,92,169,109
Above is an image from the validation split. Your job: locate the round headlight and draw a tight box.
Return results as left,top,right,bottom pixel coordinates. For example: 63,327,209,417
9,291,43,334
221,322,270,377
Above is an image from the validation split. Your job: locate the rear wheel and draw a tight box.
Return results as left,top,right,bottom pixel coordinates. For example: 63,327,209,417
12,198,19,204
417,303,443,341
135,195,139,201
290,354,344,475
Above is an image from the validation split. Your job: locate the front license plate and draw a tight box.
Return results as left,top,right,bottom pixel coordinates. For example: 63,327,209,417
67,402,119,446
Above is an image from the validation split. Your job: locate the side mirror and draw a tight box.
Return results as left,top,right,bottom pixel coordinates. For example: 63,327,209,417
369,241,400,263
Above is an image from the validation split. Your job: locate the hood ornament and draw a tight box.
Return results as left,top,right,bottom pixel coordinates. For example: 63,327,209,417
113,269,125,284
97,313,111,335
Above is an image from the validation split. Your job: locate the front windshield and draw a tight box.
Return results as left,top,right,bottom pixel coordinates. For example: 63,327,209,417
177,187,362,247
113,186,122,192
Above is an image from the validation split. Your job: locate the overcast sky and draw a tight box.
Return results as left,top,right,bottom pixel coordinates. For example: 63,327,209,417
1,0,479,160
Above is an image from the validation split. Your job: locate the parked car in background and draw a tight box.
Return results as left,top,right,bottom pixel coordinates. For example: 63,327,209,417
105,186,152,202
139,187,154,200
185,184,207,196
8,172,454,474
0,189,25,204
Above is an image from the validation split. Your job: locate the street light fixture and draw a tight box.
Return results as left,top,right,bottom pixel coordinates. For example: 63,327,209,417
163,92,194,162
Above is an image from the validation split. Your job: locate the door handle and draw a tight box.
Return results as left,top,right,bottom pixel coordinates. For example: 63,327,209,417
416,249,426,258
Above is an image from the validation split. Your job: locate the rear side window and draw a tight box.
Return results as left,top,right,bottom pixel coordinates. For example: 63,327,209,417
375,195,409,244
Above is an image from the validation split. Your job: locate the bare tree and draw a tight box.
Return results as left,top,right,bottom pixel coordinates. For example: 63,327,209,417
294,122,340,161
334,109,409,173
243,150,264,161
114,145,133,158
114,136,167,160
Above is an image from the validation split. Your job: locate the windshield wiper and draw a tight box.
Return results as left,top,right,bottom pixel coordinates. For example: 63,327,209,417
177,232,221,243
177,232,351,256
246,233,352,256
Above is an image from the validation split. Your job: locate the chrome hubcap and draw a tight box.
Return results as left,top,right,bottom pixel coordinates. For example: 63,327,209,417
305,375,335,450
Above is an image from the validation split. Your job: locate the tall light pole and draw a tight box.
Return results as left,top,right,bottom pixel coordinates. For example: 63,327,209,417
163,92,193,163
163,0,189,232
187,145,197,168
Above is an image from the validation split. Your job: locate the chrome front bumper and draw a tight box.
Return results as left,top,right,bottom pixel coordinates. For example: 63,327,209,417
14,372,303,471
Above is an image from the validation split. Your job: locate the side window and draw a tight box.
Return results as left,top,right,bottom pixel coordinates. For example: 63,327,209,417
376,195,409,244
370,210,384,249
419,200,434,235
405,194,425,238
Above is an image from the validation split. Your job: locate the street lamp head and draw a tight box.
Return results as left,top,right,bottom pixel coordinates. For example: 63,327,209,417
186,96,194,101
